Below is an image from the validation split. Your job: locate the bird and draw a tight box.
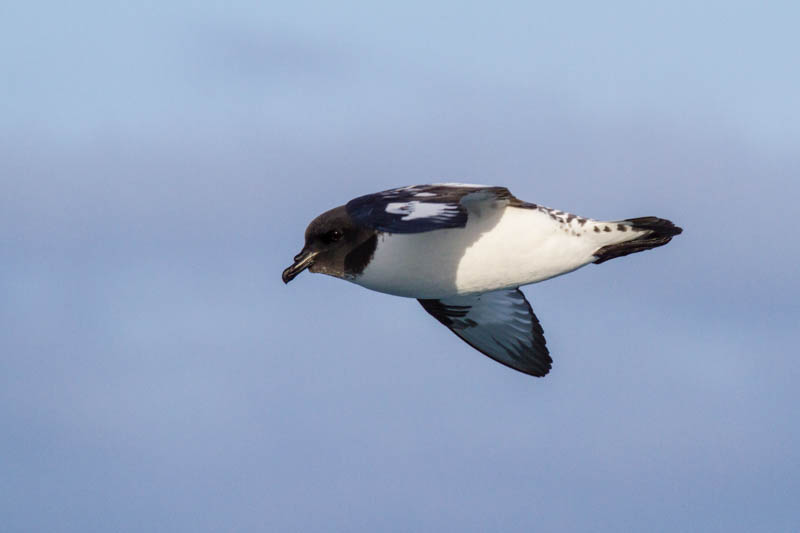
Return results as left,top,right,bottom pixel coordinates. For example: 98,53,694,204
282,183,682,377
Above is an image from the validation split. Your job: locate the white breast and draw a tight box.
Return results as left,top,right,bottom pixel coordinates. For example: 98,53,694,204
353,205,638,298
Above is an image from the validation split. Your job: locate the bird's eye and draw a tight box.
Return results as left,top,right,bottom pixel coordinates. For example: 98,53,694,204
324,229,343,243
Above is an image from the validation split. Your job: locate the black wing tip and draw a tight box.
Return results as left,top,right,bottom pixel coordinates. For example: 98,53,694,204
459,337,552,378
521,344,553,377
515,289,552,377
519,356,552,377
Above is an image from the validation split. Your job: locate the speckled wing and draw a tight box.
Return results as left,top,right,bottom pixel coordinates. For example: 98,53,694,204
346,184,530,234
418,288,552,377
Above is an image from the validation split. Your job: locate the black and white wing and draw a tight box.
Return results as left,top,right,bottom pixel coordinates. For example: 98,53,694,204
418,288,552,377
346,183,533,234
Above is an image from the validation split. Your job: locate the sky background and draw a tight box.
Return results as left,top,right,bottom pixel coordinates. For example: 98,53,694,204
2,1,799,531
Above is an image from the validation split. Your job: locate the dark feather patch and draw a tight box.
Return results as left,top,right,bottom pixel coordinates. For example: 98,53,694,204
346,184,532,234
593,217,683,264
344,234,378,276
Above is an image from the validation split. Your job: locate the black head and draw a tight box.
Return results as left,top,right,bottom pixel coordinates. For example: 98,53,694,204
282,205,377,283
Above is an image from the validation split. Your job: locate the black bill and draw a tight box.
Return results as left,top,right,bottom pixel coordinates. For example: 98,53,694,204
282,249,318,284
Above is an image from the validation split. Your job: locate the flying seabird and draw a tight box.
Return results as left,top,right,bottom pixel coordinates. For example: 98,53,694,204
282,183,682,377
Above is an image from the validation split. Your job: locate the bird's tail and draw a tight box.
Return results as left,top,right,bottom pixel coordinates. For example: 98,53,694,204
592,216,683,264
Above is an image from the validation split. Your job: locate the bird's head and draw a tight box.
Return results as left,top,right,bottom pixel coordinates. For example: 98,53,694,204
282,206,375,283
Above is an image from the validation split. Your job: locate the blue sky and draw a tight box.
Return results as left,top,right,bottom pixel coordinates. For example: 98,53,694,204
2,2,799,531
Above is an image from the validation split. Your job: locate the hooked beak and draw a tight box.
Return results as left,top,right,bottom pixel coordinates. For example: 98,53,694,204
282,249,318,284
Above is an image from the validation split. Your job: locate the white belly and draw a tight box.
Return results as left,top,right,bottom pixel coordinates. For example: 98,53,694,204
353,206,625,298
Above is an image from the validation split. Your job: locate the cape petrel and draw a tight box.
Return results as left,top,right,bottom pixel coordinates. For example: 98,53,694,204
282,183,682,377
